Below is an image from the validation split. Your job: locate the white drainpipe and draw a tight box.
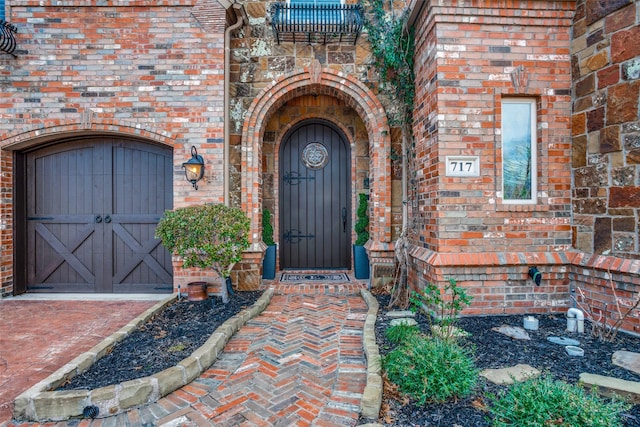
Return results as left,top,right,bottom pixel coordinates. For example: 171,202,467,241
567,308,584,333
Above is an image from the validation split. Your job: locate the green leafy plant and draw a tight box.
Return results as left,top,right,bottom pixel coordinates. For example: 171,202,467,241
384,323,420,345
365,0,418,310
384,335,478,404
355,193,370,246
489,375,630,427
155,204,250,304
262,209,275,246
411,278,472,341
364,0,415,125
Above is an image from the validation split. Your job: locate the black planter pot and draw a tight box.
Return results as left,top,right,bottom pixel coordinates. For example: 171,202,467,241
353,244,370,280
262,244,277,279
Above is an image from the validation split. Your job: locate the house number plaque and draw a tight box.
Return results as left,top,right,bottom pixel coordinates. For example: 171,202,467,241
445,156,479,177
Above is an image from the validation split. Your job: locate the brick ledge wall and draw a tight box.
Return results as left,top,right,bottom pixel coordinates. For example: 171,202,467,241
408,247,640,333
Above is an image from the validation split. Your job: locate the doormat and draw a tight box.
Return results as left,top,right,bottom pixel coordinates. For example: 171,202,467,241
280,273,350,282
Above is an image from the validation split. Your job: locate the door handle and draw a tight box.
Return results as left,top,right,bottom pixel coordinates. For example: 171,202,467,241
95,215,102,223
104,215,112,223
342,207,347,233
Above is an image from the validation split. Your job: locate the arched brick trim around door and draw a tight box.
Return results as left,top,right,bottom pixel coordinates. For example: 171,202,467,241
1,120,178,297
241,64,393,252
0,118,174,150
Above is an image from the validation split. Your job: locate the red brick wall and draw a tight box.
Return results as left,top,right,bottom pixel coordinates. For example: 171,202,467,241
409,1,576,315
0,1,230,296
570,254,640,335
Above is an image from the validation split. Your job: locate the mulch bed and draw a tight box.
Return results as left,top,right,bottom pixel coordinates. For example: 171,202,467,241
58,290,262,391
367,293,640,427
55,288,640,426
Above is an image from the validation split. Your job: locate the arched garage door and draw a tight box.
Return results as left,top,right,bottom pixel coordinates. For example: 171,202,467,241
22,137,173,293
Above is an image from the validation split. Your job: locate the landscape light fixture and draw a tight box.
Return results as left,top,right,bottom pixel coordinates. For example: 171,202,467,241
183,146,205,190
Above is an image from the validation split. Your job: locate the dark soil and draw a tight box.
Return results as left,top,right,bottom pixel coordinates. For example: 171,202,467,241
55,288,640,426
58,291,262,391
367,294,640,427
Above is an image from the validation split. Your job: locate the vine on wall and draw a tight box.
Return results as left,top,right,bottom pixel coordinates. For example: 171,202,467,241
364,0,417,307
364,0,415,126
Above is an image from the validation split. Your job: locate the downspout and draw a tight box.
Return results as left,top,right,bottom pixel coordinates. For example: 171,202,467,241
224,3,247,206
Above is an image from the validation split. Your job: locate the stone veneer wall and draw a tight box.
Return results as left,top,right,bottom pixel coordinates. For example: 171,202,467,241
227,0,376,213
227,0,404,277
260,95,370,214
570,0,640,334
0,0,231,296
409,1,576,316
571,0,639,258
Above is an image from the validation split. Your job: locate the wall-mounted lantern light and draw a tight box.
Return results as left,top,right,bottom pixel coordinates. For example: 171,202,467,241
183,146,205,190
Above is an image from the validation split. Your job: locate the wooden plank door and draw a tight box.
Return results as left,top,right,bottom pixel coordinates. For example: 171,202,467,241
110,142,173,293
25,138,173,293
280,120,351,269
26,142,107,292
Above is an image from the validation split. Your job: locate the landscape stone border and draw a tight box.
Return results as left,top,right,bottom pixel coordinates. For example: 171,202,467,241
13,289,274,422
360,289,382,420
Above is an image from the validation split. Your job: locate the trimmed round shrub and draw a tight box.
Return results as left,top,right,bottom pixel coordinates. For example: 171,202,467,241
383,336,478,404
489,375,630,427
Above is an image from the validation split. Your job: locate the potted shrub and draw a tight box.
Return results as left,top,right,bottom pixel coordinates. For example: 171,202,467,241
155,203,250,304
262,209,277,279
353,193,370,279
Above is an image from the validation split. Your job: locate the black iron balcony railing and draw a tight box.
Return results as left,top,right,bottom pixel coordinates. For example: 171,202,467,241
270,2,363,45
1,20,17,57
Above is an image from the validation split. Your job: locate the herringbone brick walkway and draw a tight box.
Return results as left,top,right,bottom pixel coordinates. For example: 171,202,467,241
4,283,369,427
151,285,368,427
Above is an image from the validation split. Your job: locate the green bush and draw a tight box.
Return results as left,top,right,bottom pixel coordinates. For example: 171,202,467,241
410,278,472,342
384,336,478,404
262,209,275,246
384,323,420,345
355,193,370,246
489,375,630,427
155,204,250,303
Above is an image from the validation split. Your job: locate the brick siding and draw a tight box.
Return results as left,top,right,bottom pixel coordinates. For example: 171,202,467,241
409,1,579,316
0,1,231,295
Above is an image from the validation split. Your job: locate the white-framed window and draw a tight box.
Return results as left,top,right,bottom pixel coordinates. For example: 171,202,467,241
501,98,537,204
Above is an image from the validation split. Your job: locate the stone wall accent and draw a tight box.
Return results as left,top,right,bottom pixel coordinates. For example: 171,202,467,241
239,65,395,271
229,0,402,281
572,0,640,259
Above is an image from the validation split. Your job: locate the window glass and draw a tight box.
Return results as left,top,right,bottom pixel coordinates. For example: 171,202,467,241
0,0,5,21
502,99,536,203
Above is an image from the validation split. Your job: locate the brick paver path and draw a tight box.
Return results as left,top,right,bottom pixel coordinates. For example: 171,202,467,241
4,285,369,427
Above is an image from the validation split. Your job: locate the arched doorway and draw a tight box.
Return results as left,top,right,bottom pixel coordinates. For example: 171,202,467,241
16,136,173,294
279,120,351,269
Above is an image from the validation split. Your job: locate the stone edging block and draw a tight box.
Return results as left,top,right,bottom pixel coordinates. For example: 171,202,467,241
359,289,382,420
13,289,274,422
